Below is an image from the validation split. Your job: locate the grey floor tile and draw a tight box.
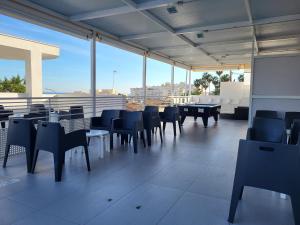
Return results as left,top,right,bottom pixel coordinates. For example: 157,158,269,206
86,184,183,225
158,192,230,225
12,211,76,225
0,198,36,225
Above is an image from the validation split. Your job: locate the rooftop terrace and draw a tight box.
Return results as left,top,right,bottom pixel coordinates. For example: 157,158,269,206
0,118,293,225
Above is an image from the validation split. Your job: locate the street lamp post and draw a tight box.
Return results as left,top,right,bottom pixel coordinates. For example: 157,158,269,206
112,70,117,91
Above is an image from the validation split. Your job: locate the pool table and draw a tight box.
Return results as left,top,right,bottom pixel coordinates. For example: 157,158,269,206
177,104,221,128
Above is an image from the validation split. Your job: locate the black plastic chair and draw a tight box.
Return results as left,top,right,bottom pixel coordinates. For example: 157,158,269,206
70,106,84,120
29,104,48,121
247,117,286,143
285,112,300,129
3,119,36,173
255,110,279,119
290,119,300,145
111,111,145,153
228,139,300,225
143,106,162,146
90,109,120,149
159,106,181,136
31,122,90,182
0,105,13,128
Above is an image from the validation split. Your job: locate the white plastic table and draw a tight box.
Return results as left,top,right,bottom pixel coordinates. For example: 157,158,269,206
86,130,110,158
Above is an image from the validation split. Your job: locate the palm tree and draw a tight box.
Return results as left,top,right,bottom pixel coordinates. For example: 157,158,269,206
238,74,244,82
199,78,209,95
211,76,220,95
220,74,230,82
202,72,213,94
216,71,223,78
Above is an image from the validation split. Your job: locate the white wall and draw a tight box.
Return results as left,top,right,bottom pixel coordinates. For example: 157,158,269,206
251,54,300,120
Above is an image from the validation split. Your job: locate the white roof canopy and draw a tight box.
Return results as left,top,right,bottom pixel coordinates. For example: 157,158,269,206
1,0,300,70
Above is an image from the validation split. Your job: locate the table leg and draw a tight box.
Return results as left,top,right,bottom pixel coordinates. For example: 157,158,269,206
202,116,208,128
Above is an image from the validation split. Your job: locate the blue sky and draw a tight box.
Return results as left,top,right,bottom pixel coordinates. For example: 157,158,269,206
0,14,191,94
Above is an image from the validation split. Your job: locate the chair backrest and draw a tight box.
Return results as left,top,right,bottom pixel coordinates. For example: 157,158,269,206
144,106,159,113
237,139,300,194
163,106,178,120
285,111,300,129
101,110,120,126
255,110,279,119
6,119,36,148
250,117,285,143
121,111,143,130
0,105,4,110
30,104,46,113
35,121,65,152
70,106,84,119
290,119,300,145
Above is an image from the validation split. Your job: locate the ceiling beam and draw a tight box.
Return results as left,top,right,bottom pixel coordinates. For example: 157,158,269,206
244,0,259,54
120,13,300,40
70,0,177,21
121,0,219,63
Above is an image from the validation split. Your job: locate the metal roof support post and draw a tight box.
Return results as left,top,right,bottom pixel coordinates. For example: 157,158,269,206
171,64,175,95
143,54,147,105
90,34,96,116
185,70,188,96
188,70,192,101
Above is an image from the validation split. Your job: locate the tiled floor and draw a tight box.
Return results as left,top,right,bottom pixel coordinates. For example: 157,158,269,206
0,118,294,225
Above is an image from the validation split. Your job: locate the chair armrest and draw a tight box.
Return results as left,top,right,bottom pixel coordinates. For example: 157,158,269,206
90,116,103,127
112,118,123,130
246,128,254,140
64,129,87,150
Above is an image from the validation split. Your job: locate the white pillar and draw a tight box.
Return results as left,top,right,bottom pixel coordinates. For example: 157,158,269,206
188,70,192,96
171,64,175,96
185,70,188,96
91,36,96,116
143,54,147,104
25,50,42,97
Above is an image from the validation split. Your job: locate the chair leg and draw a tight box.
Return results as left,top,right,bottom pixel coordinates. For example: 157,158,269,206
54,153,63,182
158,125,163,143
290,192,300,225
121,134,125,145
178,120,182,134
124,134,129,144
141,131,146,147
228,182,243,223
31,149,39,173
2,145,10,168
173,121,177,136
133,133,138,154
83,145,91,171
146,129,151,146
163,122,166,132
25,148,32,173
239,186,244,200
110,132,113,150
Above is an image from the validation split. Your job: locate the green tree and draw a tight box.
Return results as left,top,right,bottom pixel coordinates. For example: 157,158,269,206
193,78,202,95
220,74,230,82
216,71,223,78
202,72,213,94
211,76,220,95
238,74,244,82
0,75,26,93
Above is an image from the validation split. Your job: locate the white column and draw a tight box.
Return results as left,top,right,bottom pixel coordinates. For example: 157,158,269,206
188,70,192,96
185,70,188,96
91,36,96,116
25,50,42,97
171,64,175,96
143,54,147,104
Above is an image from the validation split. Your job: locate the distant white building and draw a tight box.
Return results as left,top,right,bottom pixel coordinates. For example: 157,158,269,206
130,83,186,99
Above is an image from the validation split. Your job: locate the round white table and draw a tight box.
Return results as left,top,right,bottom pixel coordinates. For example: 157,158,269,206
86,130,110,159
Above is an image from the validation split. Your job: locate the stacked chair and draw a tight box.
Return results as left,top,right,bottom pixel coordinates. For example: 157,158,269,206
90,109,120,149
111,111,145,153
228,112,300,225
3,119,36,173
159,106,181,136
31,121,90,182
143,106,163,146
